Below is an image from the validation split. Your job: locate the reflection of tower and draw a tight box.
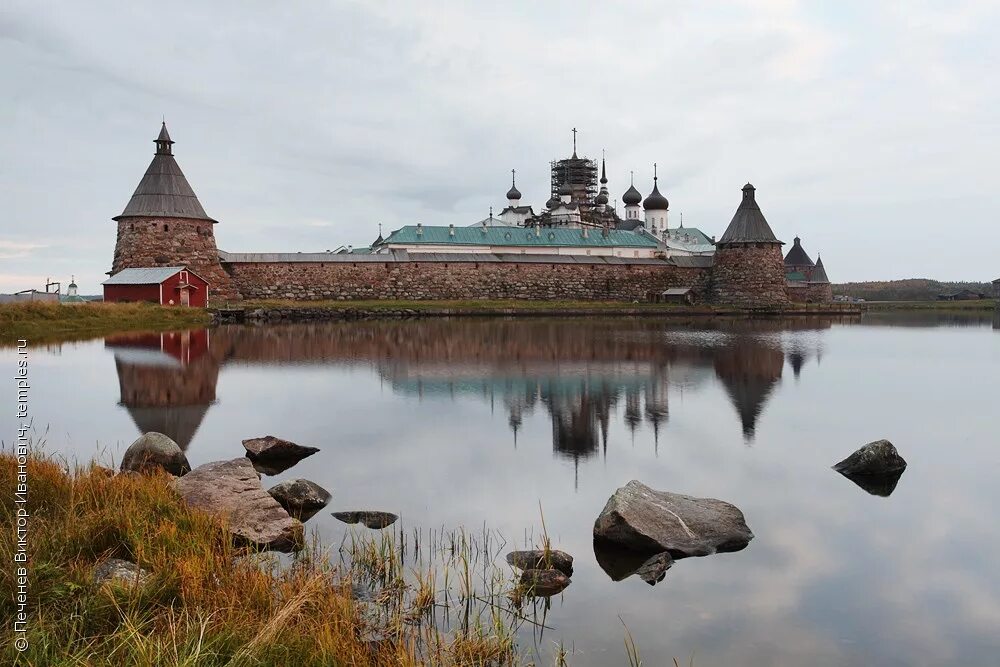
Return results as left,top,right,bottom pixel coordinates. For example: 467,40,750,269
624,387,642,442
108,330,218,451
541,378,619,489
713,339,784,441
788,350,806,379
643,372,669,453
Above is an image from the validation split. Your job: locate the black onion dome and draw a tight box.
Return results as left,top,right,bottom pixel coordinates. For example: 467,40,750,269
595,191,609,205
643,180,669,210
546,195,560,209
558,182,573,196
506,184,522,200
622,184,642,206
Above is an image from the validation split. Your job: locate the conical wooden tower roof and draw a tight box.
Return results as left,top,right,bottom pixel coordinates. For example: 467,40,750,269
114,123,216,222
717,183,781,245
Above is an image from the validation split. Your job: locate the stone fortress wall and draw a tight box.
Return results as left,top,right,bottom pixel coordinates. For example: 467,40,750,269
222,257,711,302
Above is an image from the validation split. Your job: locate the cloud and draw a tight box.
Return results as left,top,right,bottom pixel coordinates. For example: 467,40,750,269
2,0,999,293
0,240,48,259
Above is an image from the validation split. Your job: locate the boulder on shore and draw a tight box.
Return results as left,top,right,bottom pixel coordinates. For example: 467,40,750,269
833,439,907,477
93,558,152,588
173,458,304,552
519,569,571,597
267,479,331,520
593,480,753,557
505,549,574,576
242,435,319,462
120,432,190,477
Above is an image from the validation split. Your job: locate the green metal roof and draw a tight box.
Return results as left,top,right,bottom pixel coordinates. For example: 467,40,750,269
785,270,807,281
383,225,658,248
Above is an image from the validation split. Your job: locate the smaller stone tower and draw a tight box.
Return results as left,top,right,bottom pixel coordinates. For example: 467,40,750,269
712,183,789,307
111,123,239,302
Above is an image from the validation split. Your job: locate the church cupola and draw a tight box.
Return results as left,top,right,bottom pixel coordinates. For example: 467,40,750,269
643,163,669,232
558,181,573,204
622,171,642,220
506,169,522,205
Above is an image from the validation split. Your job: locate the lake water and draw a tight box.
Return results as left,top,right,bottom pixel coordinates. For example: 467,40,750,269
3,314,999,666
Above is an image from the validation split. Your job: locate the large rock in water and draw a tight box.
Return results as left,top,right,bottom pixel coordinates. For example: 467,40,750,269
833,439,907,476
173,458,304,552
120,432,190,476
242,435,319,461
593,480,753,557
267,479,331,520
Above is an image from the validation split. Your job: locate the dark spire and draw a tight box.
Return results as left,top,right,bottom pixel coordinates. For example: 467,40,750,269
717,183,781,245
571,127,578,158
784,236,815,266
506,168,521,201
595,150,609,205
810,255,830,283
114,123,215,222
156,122,174,155
643,163,669,211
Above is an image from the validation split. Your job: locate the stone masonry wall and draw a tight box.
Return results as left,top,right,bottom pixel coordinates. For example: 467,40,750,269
787,282,833,303
712,243,790,308
112,216,240,302
225,260,710,302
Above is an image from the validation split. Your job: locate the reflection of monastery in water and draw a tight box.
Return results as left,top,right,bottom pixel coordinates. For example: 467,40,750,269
107,320,834,462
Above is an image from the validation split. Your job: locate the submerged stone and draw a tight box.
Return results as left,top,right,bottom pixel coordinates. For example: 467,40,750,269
267,478,331,520
519,568,571,597
242,435,319,461
173,457,304,552
505,549,574,576
593,480,753,557
120,432,190,477
332,510,398,529
594,542,673,586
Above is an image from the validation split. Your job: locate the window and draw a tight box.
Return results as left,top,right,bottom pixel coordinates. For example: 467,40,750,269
164,224,169,232
179,270,188,283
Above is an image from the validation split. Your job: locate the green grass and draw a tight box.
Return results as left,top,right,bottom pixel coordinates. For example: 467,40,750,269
861,299,996,312
0,302,211,345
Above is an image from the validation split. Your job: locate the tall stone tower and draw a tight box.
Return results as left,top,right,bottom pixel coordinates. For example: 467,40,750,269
111,123,239,301
712,183,789,308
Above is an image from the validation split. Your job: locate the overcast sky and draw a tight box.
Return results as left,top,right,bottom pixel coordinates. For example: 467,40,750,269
2,0,998,292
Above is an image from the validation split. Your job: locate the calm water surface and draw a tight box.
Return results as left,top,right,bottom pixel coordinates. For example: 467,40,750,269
3,314,999,666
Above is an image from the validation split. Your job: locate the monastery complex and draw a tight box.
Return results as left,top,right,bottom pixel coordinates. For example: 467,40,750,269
108,124,833,307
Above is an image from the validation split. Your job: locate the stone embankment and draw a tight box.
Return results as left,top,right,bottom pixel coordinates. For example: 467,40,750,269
213,302,862,324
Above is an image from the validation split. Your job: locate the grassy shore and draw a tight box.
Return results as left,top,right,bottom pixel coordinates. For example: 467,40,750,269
0,452,546,666
860,299,996,311
0,302,211,345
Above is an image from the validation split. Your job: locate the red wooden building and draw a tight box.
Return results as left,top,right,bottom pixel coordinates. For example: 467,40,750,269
103,266,209,307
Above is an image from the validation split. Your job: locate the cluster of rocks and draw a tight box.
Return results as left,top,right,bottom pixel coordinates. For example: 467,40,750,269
107,429,400,587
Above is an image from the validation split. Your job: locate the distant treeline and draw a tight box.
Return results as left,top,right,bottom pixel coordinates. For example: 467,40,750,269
832,279,993,301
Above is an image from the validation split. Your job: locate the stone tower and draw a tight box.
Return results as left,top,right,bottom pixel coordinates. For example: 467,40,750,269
712,183,789,308
111,123,239,301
